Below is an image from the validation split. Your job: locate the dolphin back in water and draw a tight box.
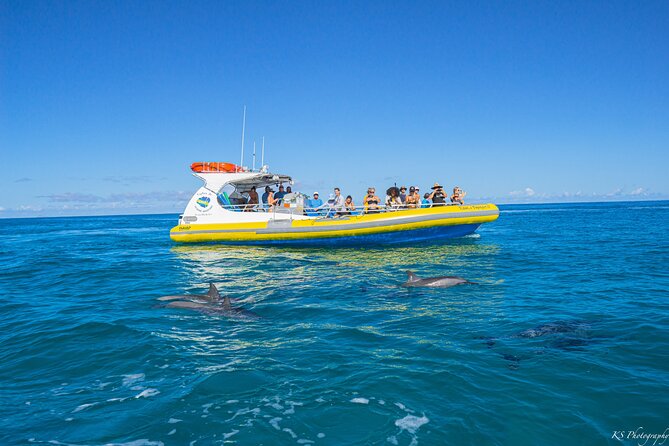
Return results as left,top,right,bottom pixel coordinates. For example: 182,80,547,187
159,283,258,319
401,271,474,288
157,282,221,302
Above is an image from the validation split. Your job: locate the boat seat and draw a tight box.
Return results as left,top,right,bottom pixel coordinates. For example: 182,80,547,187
218,192,242,212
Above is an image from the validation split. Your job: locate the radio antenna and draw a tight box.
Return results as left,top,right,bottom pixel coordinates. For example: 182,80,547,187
252,140,256,171
240,105,246,171
261,136,265,167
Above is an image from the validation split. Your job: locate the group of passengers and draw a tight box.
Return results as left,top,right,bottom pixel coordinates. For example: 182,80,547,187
239,182,466,215
303,183,466,216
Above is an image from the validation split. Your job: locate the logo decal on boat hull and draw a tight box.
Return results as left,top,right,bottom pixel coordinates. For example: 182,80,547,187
196,195,212,211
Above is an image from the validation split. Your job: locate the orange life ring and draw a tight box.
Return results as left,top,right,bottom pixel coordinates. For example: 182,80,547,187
190,162,241,173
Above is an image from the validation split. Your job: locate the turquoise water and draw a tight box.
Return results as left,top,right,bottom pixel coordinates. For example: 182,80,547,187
1,201,668,445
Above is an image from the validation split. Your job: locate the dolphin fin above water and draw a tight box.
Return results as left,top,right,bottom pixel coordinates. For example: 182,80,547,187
207,283,220,301
406,271,421,284
222,295,232,311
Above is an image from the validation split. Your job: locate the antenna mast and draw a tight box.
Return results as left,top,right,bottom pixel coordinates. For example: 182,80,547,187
240,105,246,171
261,136,265,168
252,140,256,171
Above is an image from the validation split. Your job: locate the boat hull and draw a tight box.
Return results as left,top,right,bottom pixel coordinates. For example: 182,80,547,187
170,204,499,245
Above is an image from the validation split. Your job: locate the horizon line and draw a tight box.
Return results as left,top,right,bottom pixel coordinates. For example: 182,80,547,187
1,198,667,220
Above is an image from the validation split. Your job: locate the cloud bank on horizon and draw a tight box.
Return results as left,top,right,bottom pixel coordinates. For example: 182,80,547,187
0,183,664,218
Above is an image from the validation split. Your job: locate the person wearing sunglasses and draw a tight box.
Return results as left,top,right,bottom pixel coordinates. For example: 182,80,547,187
363,187,381,213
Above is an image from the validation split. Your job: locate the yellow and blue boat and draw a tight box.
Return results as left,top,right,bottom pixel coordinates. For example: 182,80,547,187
170,163,499,245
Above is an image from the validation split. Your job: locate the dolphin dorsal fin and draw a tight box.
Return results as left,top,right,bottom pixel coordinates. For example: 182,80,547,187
406,271,420,282
222,295,232,311
208,283,220,300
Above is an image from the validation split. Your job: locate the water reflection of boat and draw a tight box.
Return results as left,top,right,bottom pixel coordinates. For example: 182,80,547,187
170,164,499,245
171,239,501,280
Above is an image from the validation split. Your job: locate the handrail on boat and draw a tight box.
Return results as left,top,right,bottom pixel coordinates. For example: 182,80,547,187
217,202,462,215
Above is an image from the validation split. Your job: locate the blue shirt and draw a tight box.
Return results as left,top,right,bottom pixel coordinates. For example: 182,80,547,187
308,198,323,209
421,198,431,208
274,191,286,200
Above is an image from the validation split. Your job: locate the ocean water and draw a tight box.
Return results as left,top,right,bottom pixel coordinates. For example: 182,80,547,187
1,201,668,446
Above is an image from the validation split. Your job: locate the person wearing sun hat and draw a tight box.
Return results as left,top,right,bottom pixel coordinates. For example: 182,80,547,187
429,182,447,206
399,186,408,204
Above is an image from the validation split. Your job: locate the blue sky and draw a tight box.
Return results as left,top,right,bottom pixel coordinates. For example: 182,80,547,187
1,1,668,217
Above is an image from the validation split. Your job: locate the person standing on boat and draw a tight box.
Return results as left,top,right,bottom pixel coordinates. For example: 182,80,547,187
399,186,408,204
267,188,280,207
421,193,432,208
385,187,402,210
405,186,420,208
451,186,466,205
274,185,286,202
343,195,356,215
429,183,447,206
261,186,271,209
363,188,381,213
333,187,346,216
246,186,259,211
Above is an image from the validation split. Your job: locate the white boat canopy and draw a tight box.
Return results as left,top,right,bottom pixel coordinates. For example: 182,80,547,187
194,171,293,193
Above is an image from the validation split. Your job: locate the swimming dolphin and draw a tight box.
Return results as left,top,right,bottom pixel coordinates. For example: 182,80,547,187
157,283,221,302
159,284,259,319
165,295,259,320
401,271,474,288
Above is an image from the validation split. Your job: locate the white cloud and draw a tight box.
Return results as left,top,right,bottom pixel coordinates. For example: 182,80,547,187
0,190,194,218
40,191,192,204
509,187,536,198
606,188,624,197
495,186,663,204
17,205,43,212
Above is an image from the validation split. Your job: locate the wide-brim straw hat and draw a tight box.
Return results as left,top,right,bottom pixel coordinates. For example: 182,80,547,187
431,183,443,190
